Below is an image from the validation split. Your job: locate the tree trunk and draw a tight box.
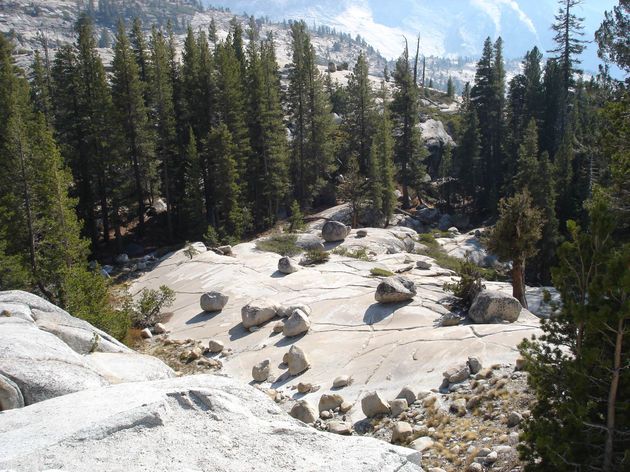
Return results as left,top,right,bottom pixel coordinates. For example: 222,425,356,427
512,260,527,308
604,317,624,471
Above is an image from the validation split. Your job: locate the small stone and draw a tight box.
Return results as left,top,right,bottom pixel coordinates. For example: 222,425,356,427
361,391,390,417
508,431,520,445
327,420,352,435
272,322,284,333
241,298,279,328
207,339,224,353
440,312,460,326
507,411,523,427
391,421,413,443
396,385,417,405
411,436,434,452
422,395,438,408
468,356,483,374
475,367,493,379
450,398,467,416
332,375,351,388
319,393,344,412
200,291,229,312
322,220,349,242
476,448,491,457
153,323,167,334
356,229,368,238
515,357,527,371
485,451,498,464
252,359,271,382
467,463,483,472
289,400,318,424
375,276,416,303
278,256,300,274
416,260,432,270
277,303,312,318
390,398,408,416
466,395,482,411
140,328,152,339
320,410,332,419
428,469,447,472
186,347,203,362
339,401,353,413
443,363,471,384
217,245,233,256
287,345,310,376
297,382,312,394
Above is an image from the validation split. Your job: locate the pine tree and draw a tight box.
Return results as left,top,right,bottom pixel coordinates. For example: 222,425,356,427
550,0,586,124
457,107,482,213
51,15,120,247
344,51,375,173
180,127,205,238
486,190,544,308
554,126,576,223
111,20,155,237
519,194,629,471
439,143,453,212
129,18,151,104
30,50,52,123
391,40,425,208
368,82,396,226
246,29,289,228
208,123,248,241
149,26,178,241
287,21,335,208
446,76,455,98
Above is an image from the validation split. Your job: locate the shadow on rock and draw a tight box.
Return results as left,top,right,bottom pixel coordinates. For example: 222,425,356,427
270,270,287,279
228,323,250,341
274,332,307,348
271,370,303,389
186,310,222,325
363,301,411,325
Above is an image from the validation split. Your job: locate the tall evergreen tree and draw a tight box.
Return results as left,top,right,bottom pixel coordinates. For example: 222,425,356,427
368,82,396,225
129,18,151,104
149,27,178,241
519,194,629,471
287,21,335,208
111,20,155,236
344,51,375,173
486,190,544,308
391,40,425,208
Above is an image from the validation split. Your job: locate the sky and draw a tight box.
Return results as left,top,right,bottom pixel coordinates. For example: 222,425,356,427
209,0,620,71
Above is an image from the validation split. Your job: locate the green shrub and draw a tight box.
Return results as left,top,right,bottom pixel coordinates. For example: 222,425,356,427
255,234,302,257
63,266,130,341
417,232,439,247
332,246,371,261
288,200,305,232
303,248,330,265
370,267,394,277
183,242,200,259
443,257,485,307
132,285,176,329
203,226,220,247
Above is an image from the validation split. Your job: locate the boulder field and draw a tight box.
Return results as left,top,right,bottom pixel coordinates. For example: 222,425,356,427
130,223,546,422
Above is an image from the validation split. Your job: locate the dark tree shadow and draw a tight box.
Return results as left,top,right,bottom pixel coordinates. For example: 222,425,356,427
186,310,222,325
291,391,307,400
274,331,307,347
363,300,411,325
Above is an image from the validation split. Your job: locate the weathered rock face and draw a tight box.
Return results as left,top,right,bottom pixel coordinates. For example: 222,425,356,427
290,399,318,424
375,276,417,303
0,291,174,410
278,256,300,274
200,291,229,312
322,220,349,242
319,393,344,412
241,298,279,328
282,309,311,337
0,290,130,355
469,290,521,323
0,375,423,471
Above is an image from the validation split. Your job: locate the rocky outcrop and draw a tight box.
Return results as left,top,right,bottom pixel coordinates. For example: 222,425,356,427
0,375,423,471
0,291,174,410
322,221,349,242
375,276,416,303
469,290,521,323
